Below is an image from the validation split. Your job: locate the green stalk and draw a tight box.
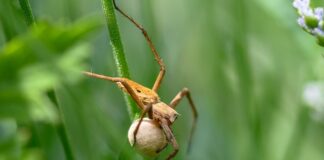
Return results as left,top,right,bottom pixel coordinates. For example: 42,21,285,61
18,0,36,25
101,0,139,119
50,91,76,160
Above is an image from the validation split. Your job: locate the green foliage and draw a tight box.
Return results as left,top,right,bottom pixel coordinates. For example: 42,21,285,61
0,0,27,41
1,0,324,160
0,19,100,159
0,21,99,123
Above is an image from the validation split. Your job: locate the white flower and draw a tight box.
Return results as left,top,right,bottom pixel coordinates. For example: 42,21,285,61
293,0,324,42
297,17,307,29
314,8,324,20
293,0,310,9
293,0,310,8
293,0,312,16
303,82,324,122
313,27,324,36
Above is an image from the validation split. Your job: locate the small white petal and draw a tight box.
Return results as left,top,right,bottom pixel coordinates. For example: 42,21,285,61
313,28,324,36
293,0,310,10
293,0,314,17
297,17,307,28
314,8,324,20
302,8,314,17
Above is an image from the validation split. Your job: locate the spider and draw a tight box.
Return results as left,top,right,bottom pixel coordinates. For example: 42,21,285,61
83,0,198,159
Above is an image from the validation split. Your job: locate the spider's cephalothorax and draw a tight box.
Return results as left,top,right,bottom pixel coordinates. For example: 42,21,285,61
84,0,198,159
117,79,159,105
152,102,178,125
117,79,179,125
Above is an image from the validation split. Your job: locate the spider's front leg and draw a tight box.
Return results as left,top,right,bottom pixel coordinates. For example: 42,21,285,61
83,71,144,107
112,0,166,92
169,88,198,152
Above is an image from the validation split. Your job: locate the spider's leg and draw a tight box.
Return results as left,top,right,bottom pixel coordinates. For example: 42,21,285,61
83,71,145,108
160,120,179,160
83,71,119,82
112,0,165,92
131,104,153,146
169,88,198,152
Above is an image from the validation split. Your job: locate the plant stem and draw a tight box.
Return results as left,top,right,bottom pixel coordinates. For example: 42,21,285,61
56,120,76,160
18,0,36,25
49,91,76,160
101,0,139,119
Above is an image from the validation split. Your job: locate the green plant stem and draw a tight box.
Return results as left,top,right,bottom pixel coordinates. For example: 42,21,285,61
101,0,139,119
56,122,75,160
18,0,36,25
49,91,75,160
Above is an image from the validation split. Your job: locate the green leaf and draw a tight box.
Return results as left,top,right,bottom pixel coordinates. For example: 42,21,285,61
0,21,100,123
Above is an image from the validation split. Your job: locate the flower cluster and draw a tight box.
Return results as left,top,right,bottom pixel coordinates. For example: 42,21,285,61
293,0,324,46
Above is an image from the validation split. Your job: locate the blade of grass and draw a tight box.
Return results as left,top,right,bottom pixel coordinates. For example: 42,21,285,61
0,0,26,41
100,0,139,119
18,0,36,25
283,106,310,160
51,91,75,160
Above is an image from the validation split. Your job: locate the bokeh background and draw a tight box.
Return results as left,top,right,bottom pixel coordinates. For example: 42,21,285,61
1,0,324,160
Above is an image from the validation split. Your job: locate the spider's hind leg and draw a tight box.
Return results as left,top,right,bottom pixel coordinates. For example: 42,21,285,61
160,119,179,160
169,88,198,152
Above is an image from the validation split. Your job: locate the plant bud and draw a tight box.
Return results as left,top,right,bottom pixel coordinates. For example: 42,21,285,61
128,118,168,157
305,16,319,29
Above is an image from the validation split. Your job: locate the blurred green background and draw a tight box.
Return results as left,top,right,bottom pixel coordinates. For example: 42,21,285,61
1,0,324,160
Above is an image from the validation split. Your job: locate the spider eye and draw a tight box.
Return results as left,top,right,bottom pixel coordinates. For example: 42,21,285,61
136,89,141,93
